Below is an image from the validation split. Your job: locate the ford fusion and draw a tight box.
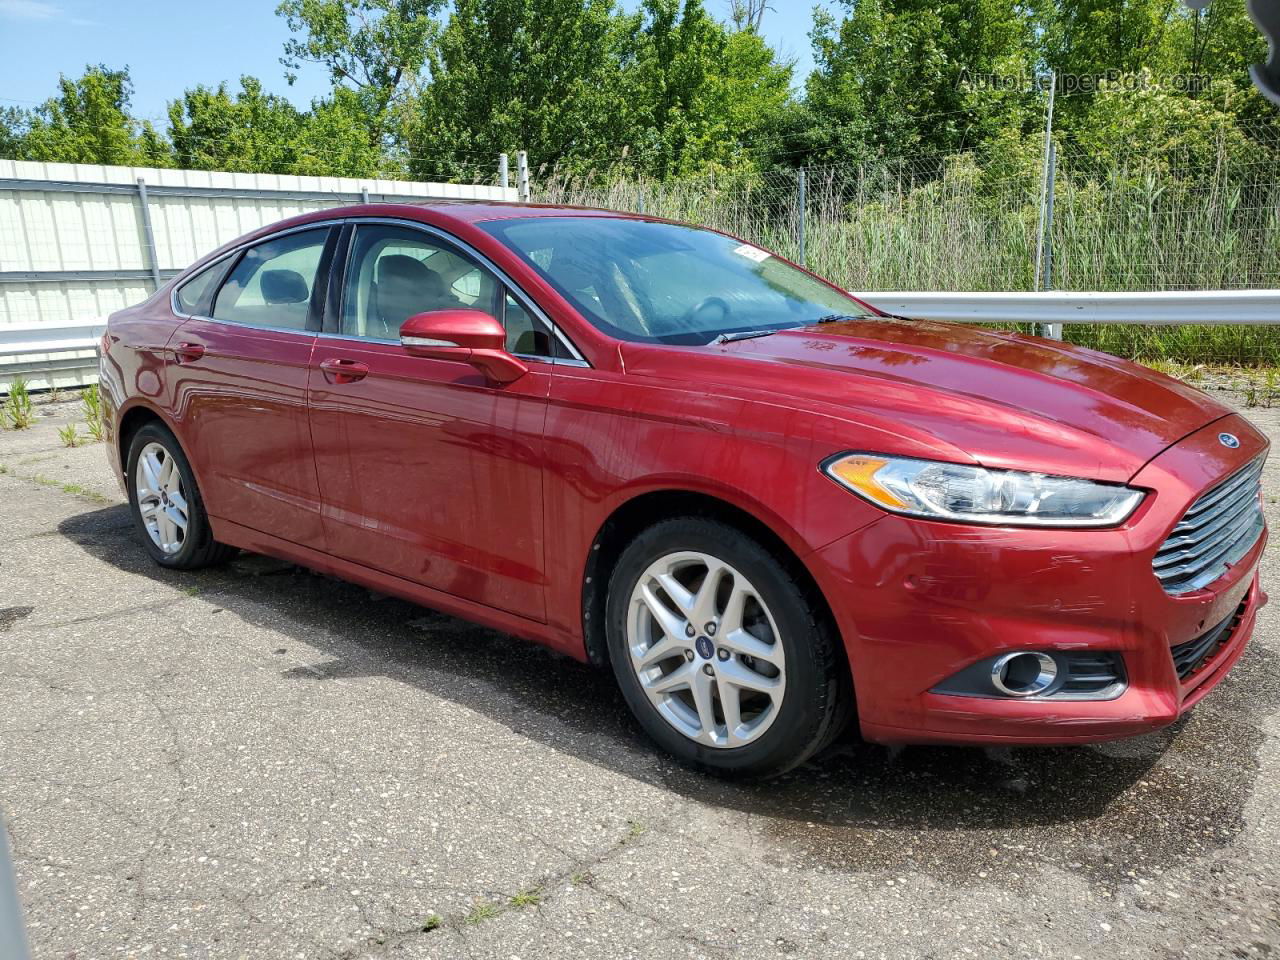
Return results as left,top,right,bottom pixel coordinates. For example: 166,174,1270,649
100,203,1268,778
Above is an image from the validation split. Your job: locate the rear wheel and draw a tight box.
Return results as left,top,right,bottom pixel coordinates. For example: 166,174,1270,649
605,517,848,779
126,422,236,569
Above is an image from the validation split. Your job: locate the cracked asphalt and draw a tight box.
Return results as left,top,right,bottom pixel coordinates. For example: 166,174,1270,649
2,394,1280,960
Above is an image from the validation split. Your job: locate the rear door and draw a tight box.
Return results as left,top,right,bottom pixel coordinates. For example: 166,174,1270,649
169,225,338,547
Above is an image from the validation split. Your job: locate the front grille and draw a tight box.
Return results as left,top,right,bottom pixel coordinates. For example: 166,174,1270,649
1171,598,1248,681
1153,458,1265,595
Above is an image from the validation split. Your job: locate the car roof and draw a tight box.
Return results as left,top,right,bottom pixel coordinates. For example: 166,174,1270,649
367,201,650,225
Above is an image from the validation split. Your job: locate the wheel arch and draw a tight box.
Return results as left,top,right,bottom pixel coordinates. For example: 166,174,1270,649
580,488,844,673
116,401,172,481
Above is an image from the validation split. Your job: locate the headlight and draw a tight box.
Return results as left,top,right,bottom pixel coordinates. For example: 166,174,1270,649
822,453,1144,527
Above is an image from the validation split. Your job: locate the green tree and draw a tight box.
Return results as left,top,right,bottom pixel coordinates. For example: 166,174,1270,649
18,65,171,166
293,89,387,176
276,0,443,149
804,0,1038,165
167,77,307,173
409,0,630,179
0,107,26,160
621,0,793,176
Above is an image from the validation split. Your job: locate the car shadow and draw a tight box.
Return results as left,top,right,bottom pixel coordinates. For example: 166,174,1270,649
56,505,1280,883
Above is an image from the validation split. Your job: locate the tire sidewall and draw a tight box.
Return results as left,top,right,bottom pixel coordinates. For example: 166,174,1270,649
605,518,832,778
125,423,213,568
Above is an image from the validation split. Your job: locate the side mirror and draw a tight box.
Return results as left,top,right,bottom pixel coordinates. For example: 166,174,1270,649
399,309,528,384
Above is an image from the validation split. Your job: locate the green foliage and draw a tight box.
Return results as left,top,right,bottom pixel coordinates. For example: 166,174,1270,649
620,0,793,177
81,385,105,442
168,77,308,173
58,423,82,448
805,0,1039,164
14,65,171,166
2,378,35,430
276,0,443,147
409,0,631,179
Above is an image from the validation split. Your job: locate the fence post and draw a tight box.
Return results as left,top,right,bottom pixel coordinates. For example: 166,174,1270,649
360,187,370,205
499,153,510,191
517,151,529,202
797,168,807,267
1034,71,1056,295
1039,142,1062,339
637,189,646,214
135,177,162,292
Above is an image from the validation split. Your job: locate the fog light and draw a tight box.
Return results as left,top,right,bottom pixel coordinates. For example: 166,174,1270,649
990,651,1058,697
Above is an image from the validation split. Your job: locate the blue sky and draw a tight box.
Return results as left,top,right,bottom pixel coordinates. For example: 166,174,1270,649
0,0,839,124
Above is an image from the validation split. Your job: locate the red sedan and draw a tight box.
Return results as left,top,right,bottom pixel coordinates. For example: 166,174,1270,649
99,203,1268,778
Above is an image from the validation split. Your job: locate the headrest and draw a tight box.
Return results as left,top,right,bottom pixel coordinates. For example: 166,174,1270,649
260,269,309,304
377,255,444,297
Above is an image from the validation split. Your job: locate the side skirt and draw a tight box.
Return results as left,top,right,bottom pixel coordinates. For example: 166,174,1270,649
209,515,589,662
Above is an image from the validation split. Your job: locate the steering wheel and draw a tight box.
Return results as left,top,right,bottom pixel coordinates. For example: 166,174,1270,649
681,295,731,327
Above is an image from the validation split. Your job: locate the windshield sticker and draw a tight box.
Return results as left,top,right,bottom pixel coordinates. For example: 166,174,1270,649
732,243,771,263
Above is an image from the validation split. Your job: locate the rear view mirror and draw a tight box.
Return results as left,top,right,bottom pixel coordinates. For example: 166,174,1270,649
399,309,528,384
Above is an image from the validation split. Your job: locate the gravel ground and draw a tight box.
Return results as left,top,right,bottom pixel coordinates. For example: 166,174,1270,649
1,394,1279,960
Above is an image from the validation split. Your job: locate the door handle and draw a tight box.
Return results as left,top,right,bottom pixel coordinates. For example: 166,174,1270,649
319,357,370,384
174,342,205,364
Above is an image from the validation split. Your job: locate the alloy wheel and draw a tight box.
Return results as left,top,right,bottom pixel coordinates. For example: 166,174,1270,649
626,550,786,748
134,441,188,555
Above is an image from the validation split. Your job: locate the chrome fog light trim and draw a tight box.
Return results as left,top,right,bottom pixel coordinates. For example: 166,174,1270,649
990,651,1058,697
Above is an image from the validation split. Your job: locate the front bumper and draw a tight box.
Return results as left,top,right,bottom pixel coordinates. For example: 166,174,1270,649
811,413,1269,746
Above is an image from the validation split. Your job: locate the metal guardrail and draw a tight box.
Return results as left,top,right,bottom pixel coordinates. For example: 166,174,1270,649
4,291,1280,392
859,290,1280,326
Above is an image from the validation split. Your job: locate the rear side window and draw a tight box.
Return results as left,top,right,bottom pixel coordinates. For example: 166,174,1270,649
174,261,226,316
212,229,330,331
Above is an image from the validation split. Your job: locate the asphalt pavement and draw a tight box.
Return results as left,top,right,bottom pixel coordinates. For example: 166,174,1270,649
2,394,1279,959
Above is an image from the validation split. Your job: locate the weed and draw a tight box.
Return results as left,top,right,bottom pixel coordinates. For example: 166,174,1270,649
570,871,594,886
421,913,443,932
0,463,8,474
58,423,82,448
624,820,645,842
81,385,105,442
184,586,201,597
59,482,103,500
2,378,35,429
509,887,542,908
463,901,499,925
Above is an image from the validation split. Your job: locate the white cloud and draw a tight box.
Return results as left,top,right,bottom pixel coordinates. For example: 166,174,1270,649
0,0,90,24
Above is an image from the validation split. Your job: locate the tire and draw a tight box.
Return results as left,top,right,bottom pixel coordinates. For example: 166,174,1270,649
125,421,237,570
605,517,849,779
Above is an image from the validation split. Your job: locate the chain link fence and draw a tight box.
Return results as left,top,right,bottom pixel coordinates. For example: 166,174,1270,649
535,125,1280,395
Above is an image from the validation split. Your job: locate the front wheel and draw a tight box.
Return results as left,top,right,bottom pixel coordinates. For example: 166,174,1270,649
605,517,849,779
126,422,236,569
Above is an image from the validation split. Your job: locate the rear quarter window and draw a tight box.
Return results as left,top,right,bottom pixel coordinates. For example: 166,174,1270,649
174,261,227,316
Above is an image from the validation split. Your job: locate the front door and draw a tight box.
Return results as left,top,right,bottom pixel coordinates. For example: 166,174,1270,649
307,222,552,620
168,225,336,547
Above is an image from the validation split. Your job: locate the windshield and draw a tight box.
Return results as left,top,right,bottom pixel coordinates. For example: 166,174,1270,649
478,216,872,345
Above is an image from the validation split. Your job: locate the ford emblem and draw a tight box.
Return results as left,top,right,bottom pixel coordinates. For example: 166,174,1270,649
1219,432,1241,449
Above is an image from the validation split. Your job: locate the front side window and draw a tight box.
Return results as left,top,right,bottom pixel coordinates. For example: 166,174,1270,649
340,225,501,341
212,228,330,331
478,217,872,346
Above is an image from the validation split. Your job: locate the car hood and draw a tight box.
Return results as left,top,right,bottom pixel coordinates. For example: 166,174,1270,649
621,319,1233,483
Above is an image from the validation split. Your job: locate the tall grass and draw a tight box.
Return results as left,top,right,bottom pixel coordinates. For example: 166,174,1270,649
537,135,1280,366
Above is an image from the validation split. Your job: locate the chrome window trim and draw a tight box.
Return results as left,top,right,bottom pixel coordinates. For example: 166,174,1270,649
311,329,589,368
343,216,590,366
169,220,346,323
